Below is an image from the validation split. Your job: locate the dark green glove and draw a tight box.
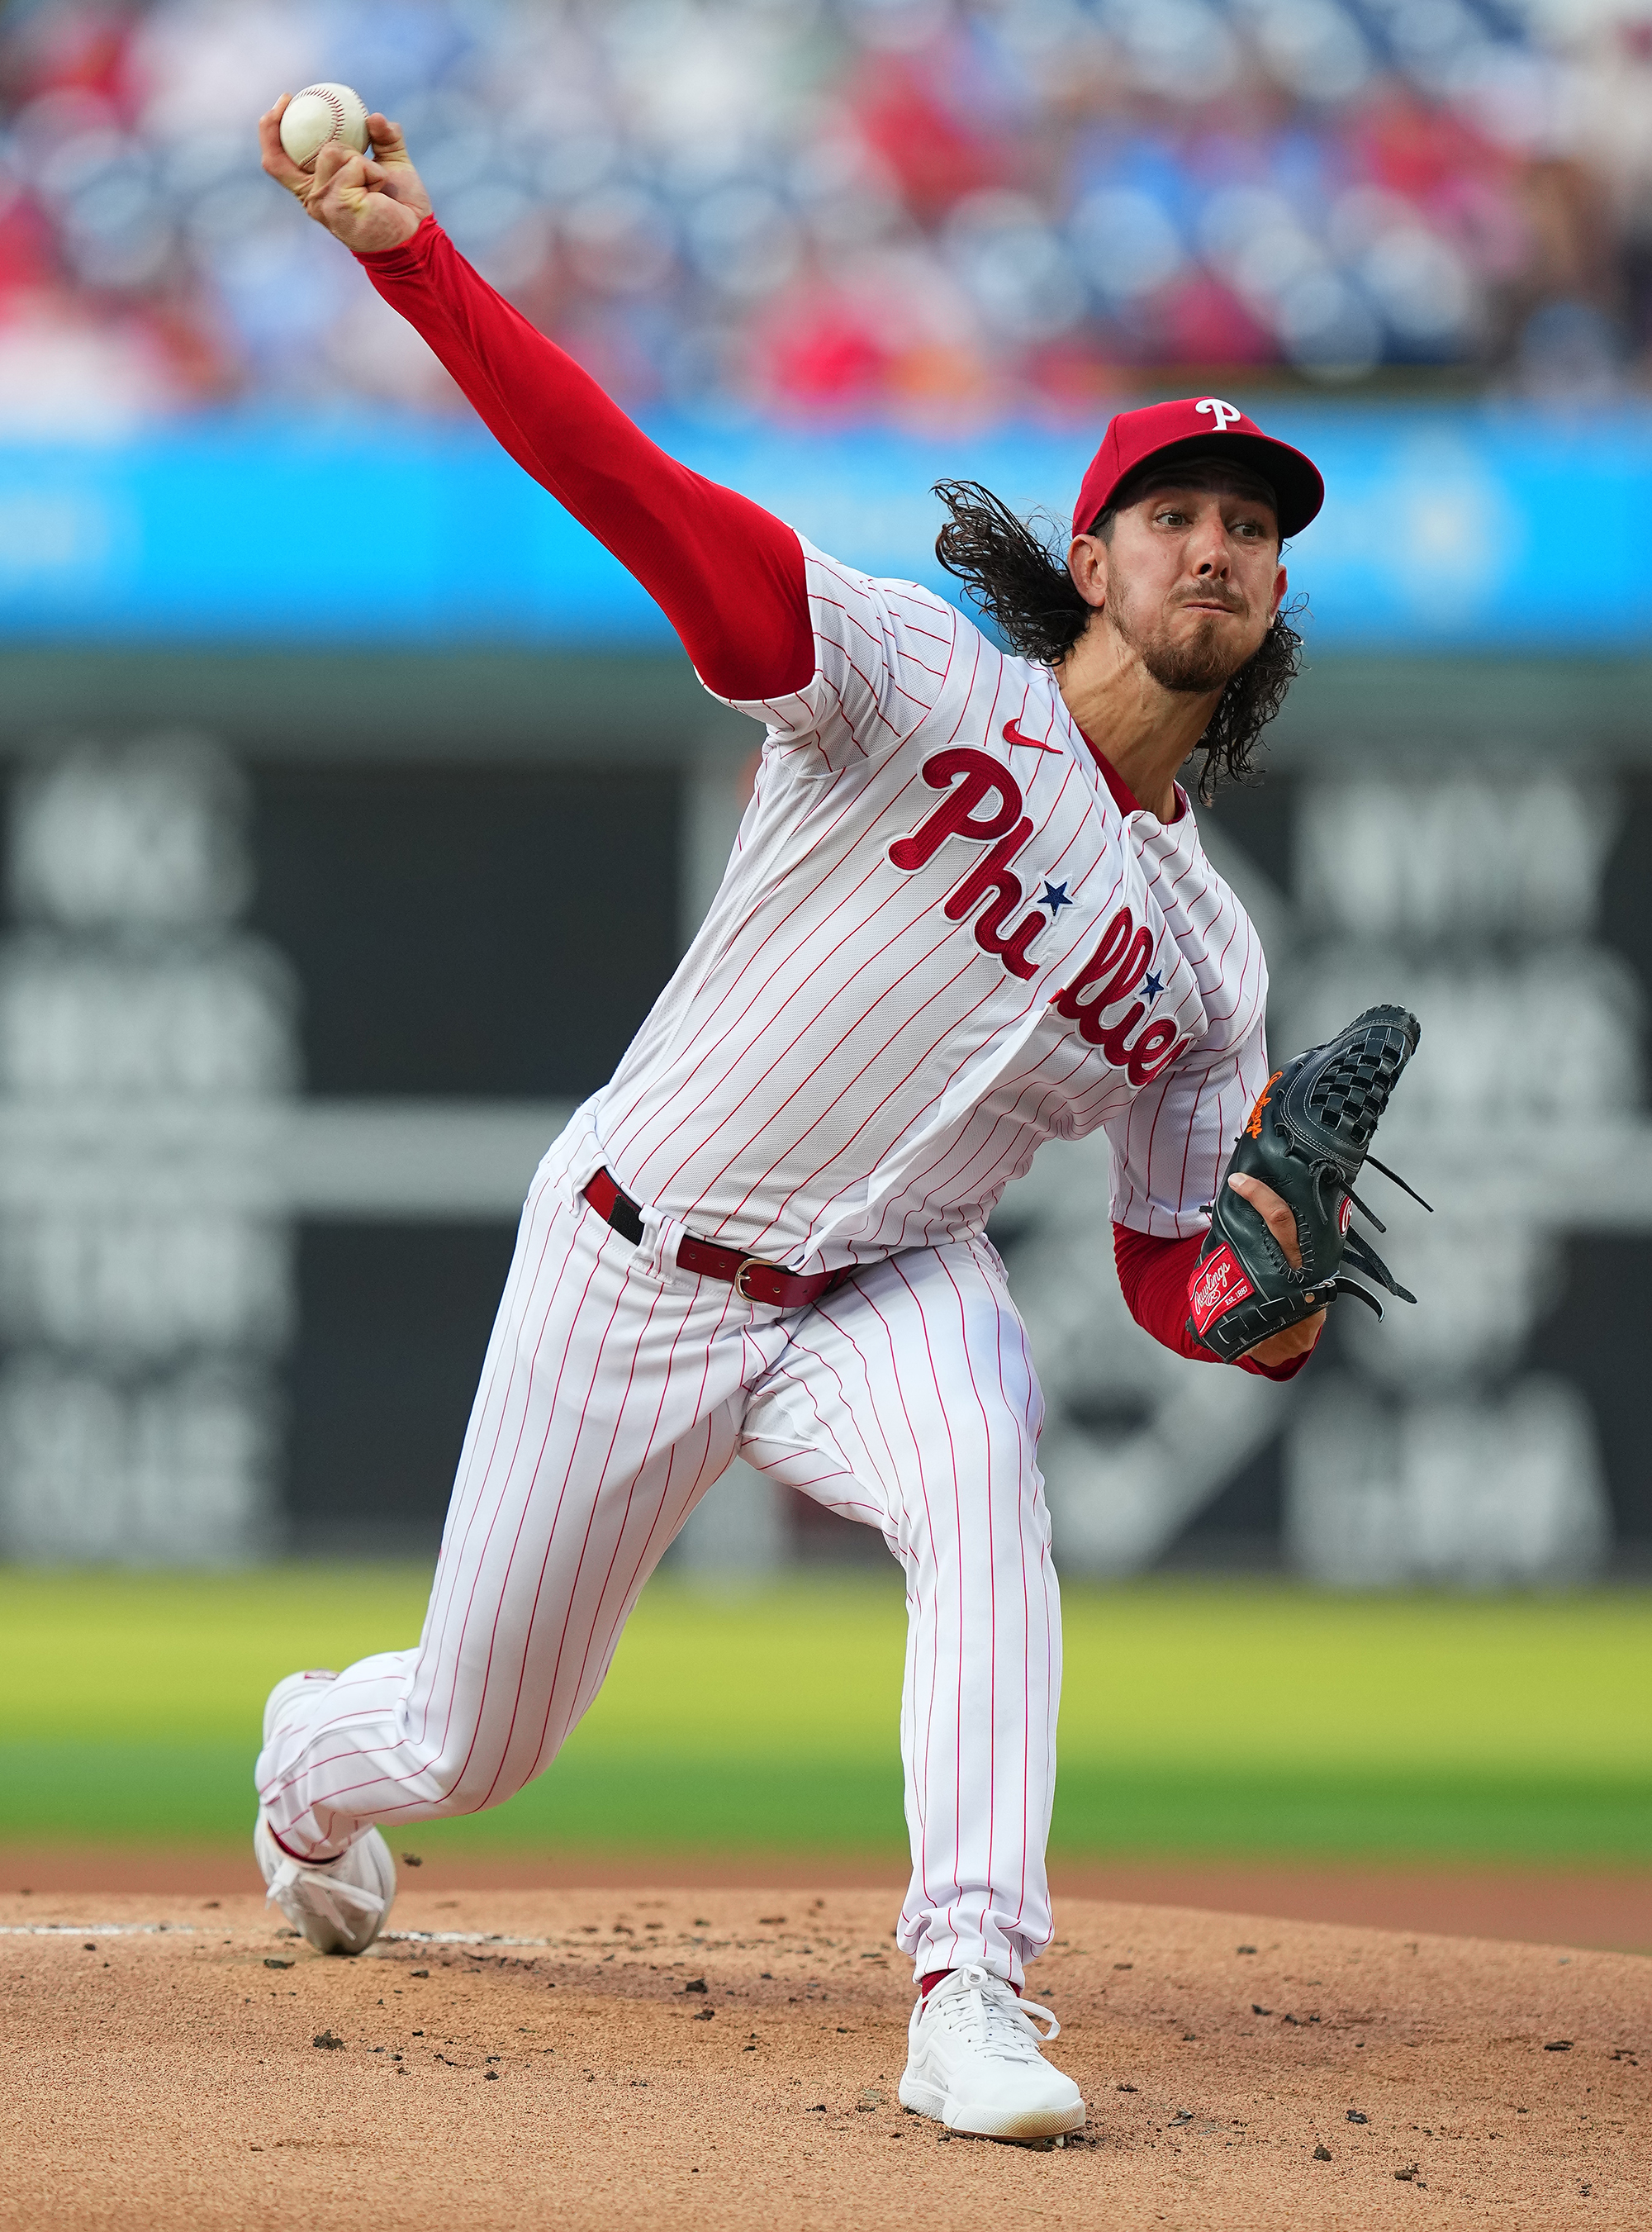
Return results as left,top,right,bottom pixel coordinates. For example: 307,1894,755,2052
1186,1005,1427,1363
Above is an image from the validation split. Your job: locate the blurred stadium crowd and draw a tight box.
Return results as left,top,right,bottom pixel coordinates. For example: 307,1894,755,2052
0,0,1648,431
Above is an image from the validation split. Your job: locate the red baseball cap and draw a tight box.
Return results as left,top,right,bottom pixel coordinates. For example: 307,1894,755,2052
1074,397,1324,540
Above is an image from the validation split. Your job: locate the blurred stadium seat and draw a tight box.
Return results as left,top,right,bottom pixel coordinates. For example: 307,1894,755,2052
0,0,1645,428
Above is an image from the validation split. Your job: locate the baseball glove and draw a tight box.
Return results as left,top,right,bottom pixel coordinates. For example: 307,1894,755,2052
1186,1004,1427,1363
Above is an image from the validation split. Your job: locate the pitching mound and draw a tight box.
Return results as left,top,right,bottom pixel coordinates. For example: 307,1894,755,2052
1,1886,1643,2230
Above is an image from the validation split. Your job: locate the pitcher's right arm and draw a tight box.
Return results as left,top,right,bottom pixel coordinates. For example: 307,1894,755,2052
259,100,812,705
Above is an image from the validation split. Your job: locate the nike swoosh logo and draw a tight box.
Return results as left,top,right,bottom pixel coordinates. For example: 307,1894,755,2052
1002,719,1062,755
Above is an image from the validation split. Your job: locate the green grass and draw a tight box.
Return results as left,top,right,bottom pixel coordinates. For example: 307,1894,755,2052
2,1567,1648,1863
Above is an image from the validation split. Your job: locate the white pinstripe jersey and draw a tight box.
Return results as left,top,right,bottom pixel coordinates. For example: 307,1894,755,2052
592,539,1270,1270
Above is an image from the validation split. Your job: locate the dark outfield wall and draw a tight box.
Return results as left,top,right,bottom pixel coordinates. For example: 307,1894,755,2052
0,648,1644,1579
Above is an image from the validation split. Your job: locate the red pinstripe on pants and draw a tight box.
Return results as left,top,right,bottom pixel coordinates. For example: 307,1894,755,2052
258,1119,1060,1987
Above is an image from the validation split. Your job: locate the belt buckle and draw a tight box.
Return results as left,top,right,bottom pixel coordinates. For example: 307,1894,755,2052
733,1257,763,1303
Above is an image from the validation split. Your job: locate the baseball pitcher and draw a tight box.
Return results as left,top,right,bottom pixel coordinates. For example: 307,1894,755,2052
251,100,1419,2142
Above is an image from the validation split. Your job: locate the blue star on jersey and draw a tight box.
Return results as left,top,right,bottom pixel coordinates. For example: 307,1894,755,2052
1040,881,1074,916
1141,969,1165,1002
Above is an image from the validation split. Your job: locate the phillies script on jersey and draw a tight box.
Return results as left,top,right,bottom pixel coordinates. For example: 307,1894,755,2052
596,552,1269,1270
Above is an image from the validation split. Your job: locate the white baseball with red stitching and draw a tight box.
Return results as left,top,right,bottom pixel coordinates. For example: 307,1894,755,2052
279,82,370,173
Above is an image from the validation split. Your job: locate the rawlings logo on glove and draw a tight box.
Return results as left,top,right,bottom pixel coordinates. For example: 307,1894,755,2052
1187,1005,1429,1363
1188,1244,1254,1337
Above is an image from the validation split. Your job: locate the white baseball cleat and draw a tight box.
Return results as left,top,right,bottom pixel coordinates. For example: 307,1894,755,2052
254,1669,396,1956
254,1812,396,1955
899,1963,1086,2141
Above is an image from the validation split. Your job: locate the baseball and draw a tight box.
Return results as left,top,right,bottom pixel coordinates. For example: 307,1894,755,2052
279,82,371,173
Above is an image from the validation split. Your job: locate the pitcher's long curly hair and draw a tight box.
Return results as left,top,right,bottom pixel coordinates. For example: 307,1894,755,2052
933,477,1305,804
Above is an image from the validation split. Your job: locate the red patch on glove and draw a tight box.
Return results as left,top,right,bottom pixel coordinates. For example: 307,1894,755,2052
1189,1243,1254,1336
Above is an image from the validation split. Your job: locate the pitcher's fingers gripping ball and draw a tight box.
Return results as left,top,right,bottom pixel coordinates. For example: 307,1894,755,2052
278,82,370,171
1187,1005,1428,1360
260,96,430,251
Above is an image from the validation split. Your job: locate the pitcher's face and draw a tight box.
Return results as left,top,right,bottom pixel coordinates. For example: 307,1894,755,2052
1082,476,1286,694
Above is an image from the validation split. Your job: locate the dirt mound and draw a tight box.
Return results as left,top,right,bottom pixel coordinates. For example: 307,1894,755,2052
6,1850,1650,1954
1,1886,1644,2230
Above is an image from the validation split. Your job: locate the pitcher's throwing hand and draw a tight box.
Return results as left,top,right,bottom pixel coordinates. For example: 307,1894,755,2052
259,96,428,253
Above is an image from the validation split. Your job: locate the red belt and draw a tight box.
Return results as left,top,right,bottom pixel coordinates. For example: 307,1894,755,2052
582,1168,857,1312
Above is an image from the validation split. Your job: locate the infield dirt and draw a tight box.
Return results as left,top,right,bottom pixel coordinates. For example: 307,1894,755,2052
2,1886,1646,2230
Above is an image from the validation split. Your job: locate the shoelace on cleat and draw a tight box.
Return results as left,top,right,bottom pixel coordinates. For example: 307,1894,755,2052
923,1963,1061,2064
266,1854,386,1936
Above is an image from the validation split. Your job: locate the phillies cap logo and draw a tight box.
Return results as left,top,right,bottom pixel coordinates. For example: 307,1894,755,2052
1073,395,1326,543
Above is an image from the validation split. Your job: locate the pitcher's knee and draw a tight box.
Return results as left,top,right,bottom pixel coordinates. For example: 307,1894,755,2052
898,1451,1050,1571
411,1716,568,1821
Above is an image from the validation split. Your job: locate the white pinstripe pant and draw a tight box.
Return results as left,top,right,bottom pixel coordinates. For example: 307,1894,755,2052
257,1123,1062,1986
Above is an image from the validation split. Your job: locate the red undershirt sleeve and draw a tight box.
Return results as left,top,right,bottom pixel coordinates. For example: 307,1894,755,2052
1112,1223,1313,1382
356,215,814,703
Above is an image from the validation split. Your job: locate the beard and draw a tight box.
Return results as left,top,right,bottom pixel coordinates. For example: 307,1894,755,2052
1109,587,1257,696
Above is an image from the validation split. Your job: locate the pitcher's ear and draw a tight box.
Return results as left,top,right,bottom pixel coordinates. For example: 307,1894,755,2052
1066,534,1108,611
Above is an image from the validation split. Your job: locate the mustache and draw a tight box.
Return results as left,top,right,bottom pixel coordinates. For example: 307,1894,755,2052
1173,585,1247,615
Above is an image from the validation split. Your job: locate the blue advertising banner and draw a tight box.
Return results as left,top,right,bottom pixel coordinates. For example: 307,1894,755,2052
0,402,1640,651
